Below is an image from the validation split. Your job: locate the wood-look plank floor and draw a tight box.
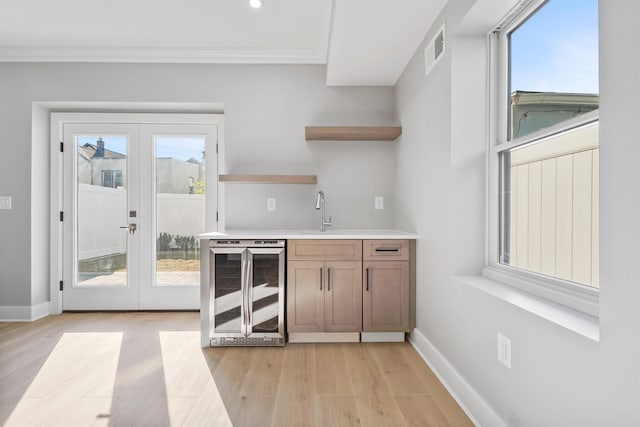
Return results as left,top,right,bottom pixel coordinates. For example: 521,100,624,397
0,312,473,427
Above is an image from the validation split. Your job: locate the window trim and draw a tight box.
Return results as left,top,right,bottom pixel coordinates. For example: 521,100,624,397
493,110,599,156
485,0,600,318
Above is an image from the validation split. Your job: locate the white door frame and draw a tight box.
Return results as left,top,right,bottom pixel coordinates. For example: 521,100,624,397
50,112,225,314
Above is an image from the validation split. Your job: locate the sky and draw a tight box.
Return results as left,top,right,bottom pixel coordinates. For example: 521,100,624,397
510,0,599,95
77,136,205,161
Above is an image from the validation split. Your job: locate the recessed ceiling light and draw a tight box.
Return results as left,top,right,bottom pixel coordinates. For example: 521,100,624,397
249,0,263,8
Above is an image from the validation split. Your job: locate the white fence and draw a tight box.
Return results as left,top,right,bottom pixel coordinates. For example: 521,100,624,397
78,183,204,260
156,193,205,239
509,123,599,287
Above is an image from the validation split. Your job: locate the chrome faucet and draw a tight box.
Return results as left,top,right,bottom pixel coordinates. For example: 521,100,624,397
315,190,332,232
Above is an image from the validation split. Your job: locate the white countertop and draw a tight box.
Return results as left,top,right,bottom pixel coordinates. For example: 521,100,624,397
198,229,418,240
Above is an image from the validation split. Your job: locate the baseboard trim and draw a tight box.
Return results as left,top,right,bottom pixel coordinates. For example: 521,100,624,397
288,332,360,343
0,302,50,321
409,328,507,427
361,332,405,342
32,301,50,320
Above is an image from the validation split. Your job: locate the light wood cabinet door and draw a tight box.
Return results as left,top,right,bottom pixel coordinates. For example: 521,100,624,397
324,261,362,332
288,240,362,261
287,261,324,332
363,261,410,332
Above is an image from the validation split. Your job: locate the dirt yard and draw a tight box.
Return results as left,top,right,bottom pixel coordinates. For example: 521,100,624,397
156,259,200,271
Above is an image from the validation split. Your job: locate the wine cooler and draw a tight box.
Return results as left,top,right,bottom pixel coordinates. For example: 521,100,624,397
204,239,285,346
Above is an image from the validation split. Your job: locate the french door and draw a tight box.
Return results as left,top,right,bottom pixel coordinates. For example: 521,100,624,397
61,119,219,310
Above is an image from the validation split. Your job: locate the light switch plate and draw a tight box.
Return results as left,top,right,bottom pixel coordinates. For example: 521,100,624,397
267,198,276,211
374,196,384,210
0,196,11,210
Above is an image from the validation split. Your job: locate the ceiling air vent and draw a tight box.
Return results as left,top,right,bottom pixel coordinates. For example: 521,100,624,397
425,23,445,77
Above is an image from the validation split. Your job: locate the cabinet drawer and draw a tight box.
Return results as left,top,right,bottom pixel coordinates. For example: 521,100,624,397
288,240,362,261
363,240,409,261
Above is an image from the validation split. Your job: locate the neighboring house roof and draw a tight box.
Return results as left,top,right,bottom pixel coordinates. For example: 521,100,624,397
511,91,599,107
157,157,202,166
79,143,126,159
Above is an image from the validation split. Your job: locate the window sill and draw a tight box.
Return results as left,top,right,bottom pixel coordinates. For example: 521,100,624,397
455,272,600,341
484,266,599,315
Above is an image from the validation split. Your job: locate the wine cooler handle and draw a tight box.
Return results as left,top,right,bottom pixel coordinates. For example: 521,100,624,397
242,255,251,329
242,257,247,327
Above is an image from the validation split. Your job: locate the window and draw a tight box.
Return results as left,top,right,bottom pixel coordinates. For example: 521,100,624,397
490,0,599,300
101,170,124,188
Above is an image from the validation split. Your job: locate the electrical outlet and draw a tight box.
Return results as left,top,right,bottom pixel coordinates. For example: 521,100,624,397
374,196,384,210
497,333,511,369
267,198,276,211
0,196,11,210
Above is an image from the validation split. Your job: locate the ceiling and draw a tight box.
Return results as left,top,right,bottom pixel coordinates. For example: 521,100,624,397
0,0,447,86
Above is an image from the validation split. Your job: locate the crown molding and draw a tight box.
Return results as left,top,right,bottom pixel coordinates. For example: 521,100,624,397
0,45,327,64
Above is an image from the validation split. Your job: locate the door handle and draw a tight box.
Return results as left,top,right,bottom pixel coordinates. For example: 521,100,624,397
243,255,250,330
120,223,137,234
327,268,331,291
365,268,370,291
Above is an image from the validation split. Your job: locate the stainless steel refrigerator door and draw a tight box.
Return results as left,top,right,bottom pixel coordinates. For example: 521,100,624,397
210,247,248,338
246,247,285,339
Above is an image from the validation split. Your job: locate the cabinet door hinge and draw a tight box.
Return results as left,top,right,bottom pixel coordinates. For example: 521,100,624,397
59,280,64,291
59,211,64,222
60,141,64,152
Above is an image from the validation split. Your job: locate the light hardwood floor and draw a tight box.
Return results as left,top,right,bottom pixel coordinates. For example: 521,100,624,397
0,312,473,427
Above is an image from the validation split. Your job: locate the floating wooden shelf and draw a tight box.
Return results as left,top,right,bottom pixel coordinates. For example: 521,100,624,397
219,174,318,184
305,126,402,141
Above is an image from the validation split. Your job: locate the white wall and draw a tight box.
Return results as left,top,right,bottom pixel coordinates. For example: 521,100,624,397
394,0,640,425
30,104,50,307
225,139,397,230
156,158,199,194
0,97,31,308
0,63,396,309
90,158,126,188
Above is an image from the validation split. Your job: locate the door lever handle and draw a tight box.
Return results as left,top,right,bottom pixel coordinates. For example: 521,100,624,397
120,224,137,234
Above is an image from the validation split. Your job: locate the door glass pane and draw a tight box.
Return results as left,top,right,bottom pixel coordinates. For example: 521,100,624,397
155,137,205,286
214,253,243,334
251,254,281,333
76,136,128,287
